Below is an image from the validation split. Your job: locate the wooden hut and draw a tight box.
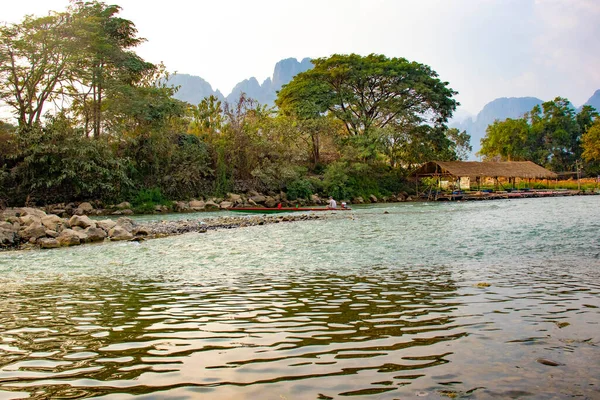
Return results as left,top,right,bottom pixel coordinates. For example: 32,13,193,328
412,161,557,199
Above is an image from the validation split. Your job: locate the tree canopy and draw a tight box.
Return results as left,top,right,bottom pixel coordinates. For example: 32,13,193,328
479,97,598,172
276,54,458,136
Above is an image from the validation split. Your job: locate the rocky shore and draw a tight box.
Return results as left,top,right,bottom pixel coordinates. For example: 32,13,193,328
0,207,326,251
29,191,411,217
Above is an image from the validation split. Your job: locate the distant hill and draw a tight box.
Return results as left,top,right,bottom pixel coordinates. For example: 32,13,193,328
167,57,313,107
167,74,225,105
451,97,544,159
581,89,600,112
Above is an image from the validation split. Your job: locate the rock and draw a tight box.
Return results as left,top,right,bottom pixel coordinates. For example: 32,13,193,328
353,196,365,204
0,221,13,230
0,228,16,247
69,215,96,229
18,207,47,218
369,195,378,203
116,217,135,231
121,209,134,215
71,229,90,243
96,219,117,232
115,202,132,210
57,229,81,246
250,195,266,204
39,238,60,249
248,198,258,206
396,193,406,202
133,226,150,236
205,200,219,209
227,193,242,203
154,205,169,213
264,197,277,208
406,196,413,201
77,202,94,212
41,215,65,231
19,214,41,226
173,201,190,212
219,201,233,209
310,194,321,204
20,222,47,241
84,227,107,242
108,226,134,241
190,200,206,211
45,230,59,238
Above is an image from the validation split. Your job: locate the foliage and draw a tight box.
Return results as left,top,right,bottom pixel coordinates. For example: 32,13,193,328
6,115,132,204
479,98,599,173
582,119,600,162
277,54,458,136
131,187,171,213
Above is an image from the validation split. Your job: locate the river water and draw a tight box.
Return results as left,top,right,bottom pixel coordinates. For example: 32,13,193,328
0,197,599,399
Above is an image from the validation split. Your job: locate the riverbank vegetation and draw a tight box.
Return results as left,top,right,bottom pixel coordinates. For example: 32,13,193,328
0,2,468,208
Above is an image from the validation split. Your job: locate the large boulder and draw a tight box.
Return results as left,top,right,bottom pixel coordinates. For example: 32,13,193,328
108,226,133,241
18,207,47,218
116,217,135,232
20,222,47,241
42,215,65,231
96,219,117,232
19,214,41,226
115,202,132,210
264,197,277,208
369,195,378,203
189,200,205,211
219,201,233,209
353,196,365,204
74,202,94,215
250,195,266,204
57,229,81,246
84,227,107,242
69,215,96,229
310,194,322,204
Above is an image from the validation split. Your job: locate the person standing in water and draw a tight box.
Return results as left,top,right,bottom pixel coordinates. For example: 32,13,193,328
328,196,337,209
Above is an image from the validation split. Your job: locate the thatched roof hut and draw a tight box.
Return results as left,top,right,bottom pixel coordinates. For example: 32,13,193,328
412,161,557,179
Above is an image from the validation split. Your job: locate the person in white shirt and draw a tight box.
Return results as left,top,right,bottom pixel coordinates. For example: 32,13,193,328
328,196,337,209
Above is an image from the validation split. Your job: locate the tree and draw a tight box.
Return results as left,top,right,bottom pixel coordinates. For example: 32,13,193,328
0,13,73,130
479,118,530,161
66,1,152,137
582,119,600,162
276,54,458,137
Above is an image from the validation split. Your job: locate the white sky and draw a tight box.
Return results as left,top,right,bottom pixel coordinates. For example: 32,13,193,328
2,0,600,115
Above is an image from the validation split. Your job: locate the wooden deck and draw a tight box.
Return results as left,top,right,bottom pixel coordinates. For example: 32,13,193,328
428,189,590,201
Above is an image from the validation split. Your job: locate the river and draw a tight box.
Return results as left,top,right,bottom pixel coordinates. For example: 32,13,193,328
0,196,599,399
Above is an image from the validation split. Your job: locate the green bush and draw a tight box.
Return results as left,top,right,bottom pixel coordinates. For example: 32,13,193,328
131,188,171,213
286,178,314,200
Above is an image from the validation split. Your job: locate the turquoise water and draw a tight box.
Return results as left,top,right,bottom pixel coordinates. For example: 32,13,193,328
0,197,599,399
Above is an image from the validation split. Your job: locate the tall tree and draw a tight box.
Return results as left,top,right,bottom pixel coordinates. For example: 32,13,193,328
67,1,151,137
276,54,458,137
0,13,73,130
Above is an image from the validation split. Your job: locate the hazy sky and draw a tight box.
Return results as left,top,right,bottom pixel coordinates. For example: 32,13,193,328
3,0,599,115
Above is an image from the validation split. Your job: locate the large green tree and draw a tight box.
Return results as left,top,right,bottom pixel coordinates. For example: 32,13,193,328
276,54,458,136
479,97,598,172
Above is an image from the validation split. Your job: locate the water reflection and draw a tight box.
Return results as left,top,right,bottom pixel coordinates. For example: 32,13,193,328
0,269,469,398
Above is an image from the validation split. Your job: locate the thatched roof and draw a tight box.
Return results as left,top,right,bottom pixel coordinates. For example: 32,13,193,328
412,161,557,179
